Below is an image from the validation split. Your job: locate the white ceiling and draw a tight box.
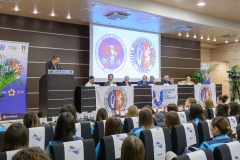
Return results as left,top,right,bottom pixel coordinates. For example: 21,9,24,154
0,0,239,44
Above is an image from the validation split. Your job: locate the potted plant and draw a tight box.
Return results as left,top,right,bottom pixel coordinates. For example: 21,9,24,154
192,64,218,84
228,65,240,100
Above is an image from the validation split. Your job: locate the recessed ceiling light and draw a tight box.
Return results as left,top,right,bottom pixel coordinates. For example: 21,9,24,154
235,38,238,42
207,36,210,41
186,32,189,37
197,2,206,6
193,34,197,38
178,32,182,36
14,4,19,11
200,35,204,39
33,8,38,14
50,11,55,17
66,14,71,19
213,38,216,42
225,39,228,43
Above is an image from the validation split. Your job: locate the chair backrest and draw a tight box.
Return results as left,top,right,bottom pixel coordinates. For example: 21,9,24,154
140,127,172,160
171,123,199,155
0,149,21,160
227,116,239,134
0,131,5,147
51,139,95,160
93,120,106,145
123,117,139,133
28,126,54,150
203,110,209,119
98,133,134,160
198,120,213,145
207,108,215,119
177,112,188,124
75,122,91,139
213,141,240,160
173,149,214,160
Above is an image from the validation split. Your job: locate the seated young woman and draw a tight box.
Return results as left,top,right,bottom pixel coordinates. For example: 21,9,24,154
45,112,83,155
165,111,181,133
60,104,78,123
0,123,28,152
229,101,240,116
215,104,230,117
96,117,122,159
121,136,145,160
23,111,40,128
184,97,197,112
217,95,229,104
91,108,108,135
203,98,215,110
13,147,50,160
189,104,206,126
130,107,156,138
199,116,232,152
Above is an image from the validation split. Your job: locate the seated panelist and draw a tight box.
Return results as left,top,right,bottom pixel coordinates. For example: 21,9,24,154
120,76,132,86
104,74,117,86
137,75,149,86
178,76,195,85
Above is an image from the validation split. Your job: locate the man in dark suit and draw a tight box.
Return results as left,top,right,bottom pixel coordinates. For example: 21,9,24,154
137,75,149,86
104,74,117,86
161,75,172,85
119,76,132,86
149,75,156,85
45,56,61,73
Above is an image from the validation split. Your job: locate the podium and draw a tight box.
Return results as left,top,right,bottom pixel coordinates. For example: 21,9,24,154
39,70,75,118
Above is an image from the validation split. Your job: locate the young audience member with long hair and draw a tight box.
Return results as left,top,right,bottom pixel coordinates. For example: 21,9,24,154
203,98,215,110
184,98,197,111
167,103,178,112
189,104,206,125
130,107,154,138
215,104,230,117
0,123,28,152
60,104,78,123
229,101,240,116
45,112,83,155
199,116,232,151
217,95,229,104
96,117,122,159
13,147,50,160
91,108,108,135
121,136,145,160
126,105,139,117
23,111,40,128
165,111,181,133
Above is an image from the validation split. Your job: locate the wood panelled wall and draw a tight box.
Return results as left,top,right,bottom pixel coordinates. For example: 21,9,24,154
161,37,201,83
0,14,201,111
0,14,89,111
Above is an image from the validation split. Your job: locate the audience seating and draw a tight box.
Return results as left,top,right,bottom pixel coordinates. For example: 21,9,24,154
203,110,209,119
0,131,5,147
171,123,199,155
172,149,214,160
75,122,92,139
122,117,139,133
207,108,215,120
140,127,172,160
28,126,54,150
51,139,95,160
0,149,21,160
177,112,188,124
227,116,240,135
198,120,213,145
92,120,106,145
213,141,240,160
98,133,134,160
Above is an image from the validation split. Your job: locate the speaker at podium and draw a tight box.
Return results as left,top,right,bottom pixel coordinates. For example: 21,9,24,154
39,70,75,119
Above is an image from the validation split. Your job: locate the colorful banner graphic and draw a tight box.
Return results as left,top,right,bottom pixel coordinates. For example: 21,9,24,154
0,40,29,120
95,86,134,116
152,85,178,107
194,84,216,105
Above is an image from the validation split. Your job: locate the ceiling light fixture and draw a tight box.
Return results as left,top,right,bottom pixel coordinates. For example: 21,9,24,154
186,32,189,37
50,11,55,17
225,38,228,43
33,8,38,14
66,14,71,19
193,34,197,38
200,35,203,39
178,32,182,36
14,3,19,11
235,38,238,42
197,1,206,6
207,36,210,41
213,37,216,42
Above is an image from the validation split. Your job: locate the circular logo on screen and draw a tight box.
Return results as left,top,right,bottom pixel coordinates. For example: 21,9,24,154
130,37,156,73
95,34,127,73
3,58,23,79
199,86,212,102
104,86,128,114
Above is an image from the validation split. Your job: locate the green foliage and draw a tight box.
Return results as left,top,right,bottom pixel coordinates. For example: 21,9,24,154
228,65,240,98
192,64,218,84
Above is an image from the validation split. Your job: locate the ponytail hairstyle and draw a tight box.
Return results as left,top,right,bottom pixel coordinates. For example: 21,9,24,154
215,104,230,117
218,95,229,104
211,116,231,137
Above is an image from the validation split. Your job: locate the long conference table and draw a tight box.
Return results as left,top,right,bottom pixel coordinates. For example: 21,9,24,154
74,84,222,113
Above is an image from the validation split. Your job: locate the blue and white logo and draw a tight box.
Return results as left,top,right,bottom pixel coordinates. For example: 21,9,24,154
156,142,164,148
152,90,163,106
187,127,193,133
0,44,5,51
32,134,42,141
115,134,125,141
68,146,81,155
